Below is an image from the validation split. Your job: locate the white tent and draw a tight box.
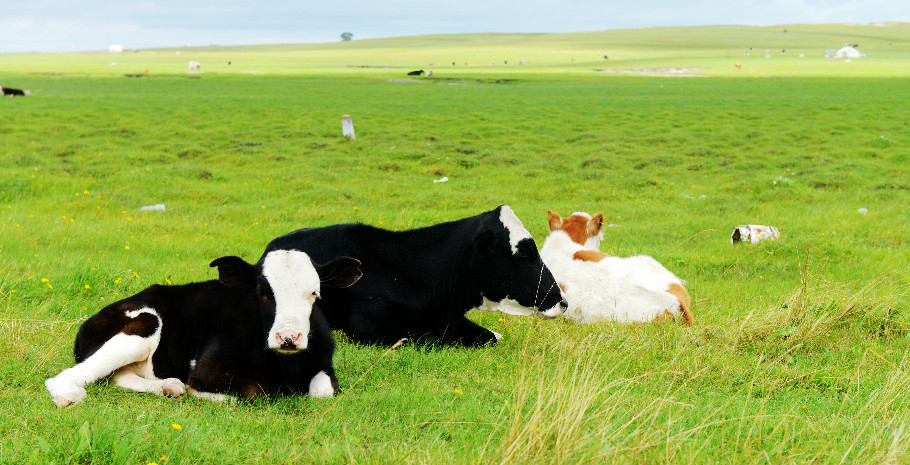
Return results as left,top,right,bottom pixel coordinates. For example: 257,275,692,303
109,44,124,53
835,43,865,58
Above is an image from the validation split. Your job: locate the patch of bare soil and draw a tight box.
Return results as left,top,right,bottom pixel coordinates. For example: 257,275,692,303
596,67,708,77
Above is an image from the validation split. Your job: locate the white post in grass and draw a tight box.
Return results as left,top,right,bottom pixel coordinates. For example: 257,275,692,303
341,115,355,140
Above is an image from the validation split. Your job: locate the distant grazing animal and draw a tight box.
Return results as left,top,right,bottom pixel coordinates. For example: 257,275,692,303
735,62,742,70
45,250,362,407
0,86,27,96
407,69,425,76
263,206,568,347
188,61,202,73
540,211,693,325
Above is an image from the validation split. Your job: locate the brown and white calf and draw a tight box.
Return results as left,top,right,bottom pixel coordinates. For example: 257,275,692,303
540,211,693,325
45,250,362,407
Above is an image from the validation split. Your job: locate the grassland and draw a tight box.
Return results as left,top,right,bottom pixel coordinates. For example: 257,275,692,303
1,24,909,464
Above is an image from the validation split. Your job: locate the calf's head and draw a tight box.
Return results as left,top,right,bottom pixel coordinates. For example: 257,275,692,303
475,206,567,318
211,250,362,353
548,211,604,250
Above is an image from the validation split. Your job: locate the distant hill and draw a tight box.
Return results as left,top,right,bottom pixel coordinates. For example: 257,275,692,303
1,23,907,77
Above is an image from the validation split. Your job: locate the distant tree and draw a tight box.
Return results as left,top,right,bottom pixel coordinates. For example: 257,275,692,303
341,32,353,42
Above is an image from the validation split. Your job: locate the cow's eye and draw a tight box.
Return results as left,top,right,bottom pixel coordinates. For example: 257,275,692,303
310,291,319,299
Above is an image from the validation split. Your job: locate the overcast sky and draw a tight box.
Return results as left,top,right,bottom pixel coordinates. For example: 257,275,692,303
0,0,906,54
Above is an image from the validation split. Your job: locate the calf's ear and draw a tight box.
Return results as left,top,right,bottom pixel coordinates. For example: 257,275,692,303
210,256,257,288
547,211,563,231
317,257,363,289
588,213,604,237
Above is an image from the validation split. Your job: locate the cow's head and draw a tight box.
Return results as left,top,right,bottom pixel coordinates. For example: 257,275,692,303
475,206,567,318
210,250,362,354
547,211,604,250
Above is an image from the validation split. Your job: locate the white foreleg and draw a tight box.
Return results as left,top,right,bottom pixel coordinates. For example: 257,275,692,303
46,332,157,407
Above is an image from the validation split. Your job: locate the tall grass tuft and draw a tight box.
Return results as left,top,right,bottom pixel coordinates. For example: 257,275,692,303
482,336,623,464
735,248,910,358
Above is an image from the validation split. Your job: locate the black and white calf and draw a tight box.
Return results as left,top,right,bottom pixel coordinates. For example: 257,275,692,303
263,205,568,347
45,250,362,407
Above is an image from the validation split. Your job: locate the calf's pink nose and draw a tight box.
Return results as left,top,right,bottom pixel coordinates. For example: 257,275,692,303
276,331,303,349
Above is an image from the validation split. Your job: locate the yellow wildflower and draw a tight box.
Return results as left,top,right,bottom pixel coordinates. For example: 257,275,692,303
171,422,182,430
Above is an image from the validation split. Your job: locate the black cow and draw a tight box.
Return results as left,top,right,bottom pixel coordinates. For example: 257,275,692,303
263,206,568,347
1,86,27,96
45,250,362,407
407,69,425,76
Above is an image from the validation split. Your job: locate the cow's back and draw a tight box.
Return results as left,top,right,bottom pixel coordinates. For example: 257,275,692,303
265,224,371,264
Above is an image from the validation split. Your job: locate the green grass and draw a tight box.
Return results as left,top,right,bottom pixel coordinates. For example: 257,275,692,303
1,24,909,464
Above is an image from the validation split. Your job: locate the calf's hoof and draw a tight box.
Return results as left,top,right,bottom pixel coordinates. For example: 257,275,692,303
50,387,87,408
46,378,87,407
162,378,186,397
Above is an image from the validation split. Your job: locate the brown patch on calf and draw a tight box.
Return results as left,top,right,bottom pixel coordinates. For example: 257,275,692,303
556,214,590,245
666,283,693,325
75,304,160,363
121,311,160,337
572,250,609,262
558,283,566,293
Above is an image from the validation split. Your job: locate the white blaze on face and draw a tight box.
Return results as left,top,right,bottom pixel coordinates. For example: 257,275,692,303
261,250,321,351
499,206,532,254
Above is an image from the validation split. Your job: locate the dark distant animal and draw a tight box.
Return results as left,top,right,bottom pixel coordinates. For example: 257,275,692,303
45,250,362,407
407,69,425,76
263,205,568,348
1,86,27,96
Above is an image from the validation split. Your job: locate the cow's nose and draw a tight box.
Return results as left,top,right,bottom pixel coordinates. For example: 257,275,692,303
276,331,303,350
559,299,568,310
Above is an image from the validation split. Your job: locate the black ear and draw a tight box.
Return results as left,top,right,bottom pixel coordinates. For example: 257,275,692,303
317,257,363,289
473,228,496,255
210,256,257,288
